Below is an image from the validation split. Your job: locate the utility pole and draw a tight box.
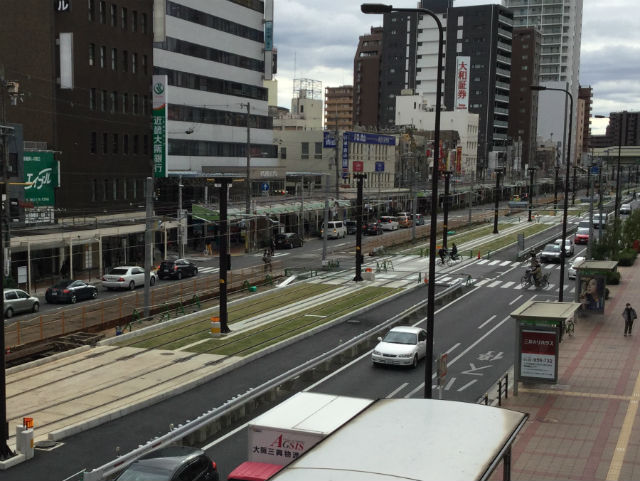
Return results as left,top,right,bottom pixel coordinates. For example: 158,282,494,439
299,175,304,240
178,175,184,258
354,173,366,282
322,175,328,261
334,119,340,200
144,177,153,317
572,165,577,205
528,167,536,222
493,168,504,234
553,165,559,215
218,178,232,334
442,171,451,248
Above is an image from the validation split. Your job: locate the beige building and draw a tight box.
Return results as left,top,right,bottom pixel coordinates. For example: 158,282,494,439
325,86,354,131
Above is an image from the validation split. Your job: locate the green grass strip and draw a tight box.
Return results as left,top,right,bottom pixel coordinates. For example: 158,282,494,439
475,223,549,255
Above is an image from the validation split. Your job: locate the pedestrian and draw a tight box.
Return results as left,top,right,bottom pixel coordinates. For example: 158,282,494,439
623,303,637,336
270,237,275,257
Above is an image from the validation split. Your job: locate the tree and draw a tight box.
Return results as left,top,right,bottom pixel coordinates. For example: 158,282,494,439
621,209,640,250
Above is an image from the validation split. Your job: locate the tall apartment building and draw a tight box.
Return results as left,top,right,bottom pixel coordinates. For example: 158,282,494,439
504,0,583,162
325,86,354,131
444,4,514,179
353,27,383,129
600,112,640,147
508,27,541,173
576,86,592,161
0,0,154,215
153,0,278,200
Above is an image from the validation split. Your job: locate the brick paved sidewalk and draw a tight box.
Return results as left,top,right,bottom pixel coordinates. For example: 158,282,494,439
493,261,640,481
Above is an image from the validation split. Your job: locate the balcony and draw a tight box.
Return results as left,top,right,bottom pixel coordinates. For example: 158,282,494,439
497,54,511,65
497,41,512,53
493,120,508,128
498,28,512,40
498,15,513,27
495,94,509,104
495,107,509,116
496,68,511,79
496,81,510,91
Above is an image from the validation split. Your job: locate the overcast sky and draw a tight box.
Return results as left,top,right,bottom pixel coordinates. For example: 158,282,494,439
273,0,640,135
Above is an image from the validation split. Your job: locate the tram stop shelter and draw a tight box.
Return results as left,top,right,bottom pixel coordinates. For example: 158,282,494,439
511,300,581,391
571,260,618,316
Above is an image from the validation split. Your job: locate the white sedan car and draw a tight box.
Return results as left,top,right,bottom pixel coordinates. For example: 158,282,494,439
555,237,575,257
372,326,427,368
568,256,585,280
102,266,157,290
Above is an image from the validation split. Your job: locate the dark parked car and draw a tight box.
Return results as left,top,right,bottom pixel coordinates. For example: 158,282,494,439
364,222,384,235
115,445,219,481
345,220,358,235
158,259,198,280
45,280,98,304
275,232,303,249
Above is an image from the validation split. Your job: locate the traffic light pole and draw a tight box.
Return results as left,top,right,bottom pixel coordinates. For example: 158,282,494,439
354,173,366,282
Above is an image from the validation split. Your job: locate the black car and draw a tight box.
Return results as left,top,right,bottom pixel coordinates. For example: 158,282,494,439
45,280,98,304
158,259,198,280
364,222,384,235
345,220,357,235
275,232,303,249
115,445,219,481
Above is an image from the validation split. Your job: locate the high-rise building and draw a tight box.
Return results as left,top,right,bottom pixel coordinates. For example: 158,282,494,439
597,112,640,147
153,0,278,198
325,86,354,131
504,0,583,163
576,86,592,161
0,0,154,214
353,27,383,130
508,27,542,173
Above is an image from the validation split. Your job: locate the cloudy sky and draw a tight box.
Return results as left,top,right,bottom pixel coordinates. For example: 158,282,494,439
273,0,640,135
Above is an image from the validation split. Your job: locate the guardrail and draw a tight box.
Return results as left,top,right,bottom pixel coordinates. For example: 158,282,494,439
81,281,468,481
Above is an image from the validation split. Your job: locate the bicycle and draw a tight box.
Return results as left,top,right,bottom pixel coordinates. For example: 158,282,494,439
520,270,550,289
447,254,461,267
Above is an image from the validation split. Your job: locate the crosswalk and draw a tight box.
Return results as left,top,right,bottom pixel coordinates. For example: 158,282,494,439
198,266,219,274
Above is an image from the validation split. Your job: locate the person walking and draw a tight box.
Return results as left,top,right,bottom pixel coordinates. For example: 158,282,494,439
623,303,637,336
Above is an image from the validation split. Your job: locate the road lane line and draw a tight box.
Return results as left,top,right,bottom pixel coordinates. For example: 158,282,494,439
509,294,524,305
457,379,477,392
444,377,456,390
386,382,409,398
405,383,425,398
446,343,461,354
478,315,497,329
487,280,502,287
500,281,515,288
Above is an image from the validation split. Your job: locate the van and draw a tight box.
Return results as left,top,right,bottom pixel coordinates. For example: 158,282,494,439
396,212,413,228
378,216,399,231
321,221,346,239
620,203,632,216
592,213,608,229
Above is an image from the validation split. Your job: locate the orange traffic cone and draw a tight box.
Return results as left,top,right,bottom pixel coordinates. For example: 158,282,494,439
477,251,481,259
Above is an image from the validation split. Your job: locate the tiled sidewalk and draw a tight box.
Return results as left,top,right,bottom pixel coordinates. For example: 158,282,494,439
494,261,640,481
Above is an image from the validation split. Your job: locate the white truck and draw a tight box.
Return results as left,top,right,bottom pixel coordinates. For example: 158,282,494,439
227,392,373,481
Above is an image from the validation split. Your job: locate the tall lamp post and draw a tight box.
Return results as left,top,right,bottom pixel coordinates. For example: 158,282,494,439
531,85,573,301
362,3,443,399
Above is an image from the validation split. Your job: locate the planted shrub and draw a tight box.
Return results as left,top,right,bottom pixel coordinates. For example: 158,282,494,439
606,271,621,285
618,248,638,266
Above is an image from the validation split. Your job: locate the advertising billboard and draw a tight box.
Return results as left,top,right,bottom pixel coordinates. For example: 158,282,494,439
152,75,168,178
519,326,559,382
23,151,59,206
579,274,605,314
455,56,470,111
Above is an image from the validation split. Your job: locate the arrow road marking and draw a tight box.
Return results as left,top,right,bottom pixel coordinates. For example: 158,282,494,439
461,363,493,376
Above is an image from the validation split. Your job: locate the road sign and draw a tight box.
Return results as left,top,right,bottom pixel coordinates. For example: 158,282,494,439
353,161,363,172
260,182,269,191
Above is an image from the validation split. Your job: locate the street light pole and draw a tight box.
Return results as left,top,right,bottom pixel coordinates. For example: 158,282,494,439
362,2,443,399
595,114,624,244
493,168,504,234
528,167,536,222
531,85,573,301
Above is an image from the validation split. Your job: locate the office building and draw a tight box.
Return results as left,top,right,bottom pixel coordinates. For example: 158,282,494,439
354,27,383,130
325,86,353,131
508,27,541,174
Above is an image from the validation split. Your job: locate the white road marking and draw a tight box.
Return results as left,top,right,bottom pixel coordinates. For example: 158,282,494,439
457,379,478,392
446,343,461,354
509,294,524,305
475,279,490,287
478,315,497,329
444,377,456,390
501,281,515,289
386,382,409,398
488,260,501,266
499,261,511,266
477,259,489,265
488,280,502,288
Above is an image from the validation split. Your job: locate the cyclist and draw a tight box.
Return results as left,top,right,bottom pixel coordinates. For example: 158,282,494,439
528,252,542,286
451,242,458,260
438,246,448,265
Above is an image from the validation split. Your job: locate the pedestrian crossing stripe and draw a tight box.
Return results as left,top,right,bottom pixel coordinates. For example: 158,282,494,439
199,267,219,273
488,260,501,266
501,281,515,288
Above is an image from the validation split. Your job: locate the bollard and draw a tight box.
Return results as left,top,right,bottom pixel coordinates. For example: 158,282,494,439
16,417,35,459
210,316,221,337
477,251,481,259
418,272,422,283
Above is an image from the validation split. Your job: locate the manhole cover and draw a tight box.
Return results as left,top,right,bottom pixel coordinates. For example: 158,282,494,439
35,440,58,449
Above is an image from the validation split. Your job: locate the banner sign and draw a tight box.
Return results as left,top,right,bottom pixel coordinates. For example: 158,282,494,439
579,274,605,314
375,161,385,172
152,75,168,178
352,161,363,172
264,21,273,51
455,56,470,110
343,131,396,145
23,151,58,206
519,327,559,382
323,130,337,148
342,133,349,178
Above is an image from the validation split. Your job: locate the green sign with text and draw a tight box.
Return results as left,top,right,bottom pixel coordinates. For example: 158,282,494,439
23,151,58,206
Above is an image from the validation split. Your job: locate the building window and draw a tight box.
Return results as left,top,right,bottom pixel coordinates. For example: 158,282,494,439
132,94,138,114
122,93,128,113
133,134,139,154
280,147,286,159
301,142,309,160
143,95,148,115
141,13,147,34
131,53,137,74
113,179,117,200
122,50,128,72
89,88,96,111
110,3,117,27
88,0,95,21
102,133,108,153
123,134,129,154
92,179,97,201
113,134,119,154
99,1,106,23
90,132,97,153
100,45,106,68
123,179,127,199
103,179,108,201
111,48,117,70
143,135,149,154
314,142,322,159
132,179,137,199
110,91,117,113
100,90,107,112
142,54,148,74
132,11,137,32
121,7,127,30
89,43,95,66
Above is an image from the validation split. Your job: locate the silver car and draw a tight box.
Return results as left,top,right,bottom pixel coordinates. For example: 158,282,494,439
4,289,40,318
372,326,427,368
568,256,585,280
102,266,157,290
